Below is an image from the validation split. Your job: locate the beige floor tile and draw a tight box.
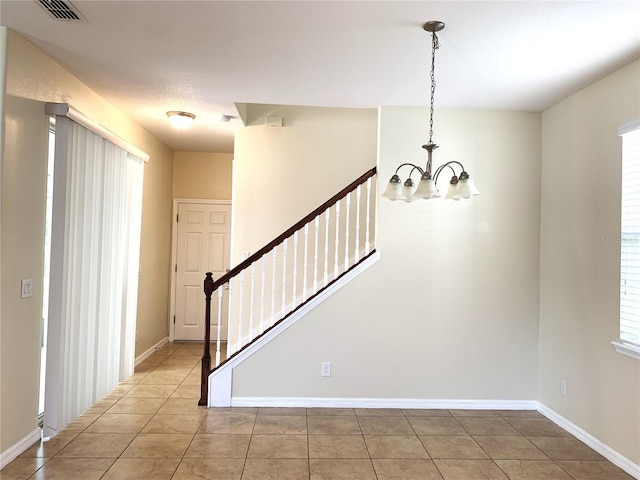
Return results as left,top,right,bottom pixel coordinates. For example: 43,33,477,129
156,398,208,415
141,414,205,434
307,415,362,434
172,458,244,480
307,408,355,416
364,435,429,459
247,434,308,458
170,385,200,399
139,370,190,385
529,437,605,461
372,459,444,480
505,418,570,437
180,372,202,386
434,459,509,479
253,415,307,434
0,457,48,479
62,413,100,432
101,458,179,480
494,460,573,479
555,460,636,479
84,413,153,434
109,384,135,396
198,412,256,434
84,398,119,415
473,436,548,460
308,434,369,458
309,458,376,480
420,435,489,459
121,433,193,458
161,355,200,366
29,457,115,480
141,351,173,365
355,408,404,417
57,433,135,457
124,384,177,398
106,397,166,414
257,407,307,416
457,417,520,436
407,417,466,436
450,410,498,417
207,407,259,415
358,416,415,435
184,434,251,458
402,409,452,417
243,458,310,480
19,432,79,458
134,362,157,374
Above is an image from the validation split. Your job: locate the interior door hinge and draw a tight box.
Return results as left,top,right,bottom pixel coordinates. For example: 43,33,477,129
173,315,176,324
176,214,179,222
175,264,177,273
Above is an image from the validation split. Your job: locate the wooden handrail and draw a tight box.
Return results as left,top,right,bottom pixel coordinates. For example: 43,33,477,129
209,166,377,291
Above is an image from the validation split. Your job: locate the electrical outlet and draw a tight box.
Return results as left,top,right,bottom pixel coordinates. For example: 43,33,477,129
321,361,331,377
560,379,567,396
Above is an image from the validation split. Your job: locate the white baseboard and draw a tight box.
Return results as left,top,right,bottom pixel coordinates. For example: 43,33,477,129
537,403,640,479
0,428,41,469
135,336,169,366
230,397,538,410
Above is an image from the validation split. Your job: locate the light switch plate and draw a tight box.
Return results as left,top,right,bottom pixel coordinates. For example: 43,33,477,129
21,279,33,298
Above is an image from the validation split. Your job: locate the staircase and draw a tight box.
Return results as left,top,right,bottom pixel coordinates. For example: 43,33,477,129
199,167,378,407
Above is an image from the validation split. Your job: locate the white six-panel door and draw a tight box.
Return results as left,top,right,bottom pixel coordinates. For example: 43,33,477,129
174,202,231,341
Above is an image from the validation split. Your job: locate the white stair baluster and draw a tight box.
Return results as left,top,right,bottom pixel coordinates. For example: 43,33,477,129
313,216,319,294
292,231,298,308
260,257,266,334
271,248,277,327
324,210,330,286
249,262,255,340
344,193,350,271
366,177,372,255
216,287,223,366
303,224,309,302
355,184,361,262
281,238,288,317
334,200,340,279
226,277,234,355
237,270,244,351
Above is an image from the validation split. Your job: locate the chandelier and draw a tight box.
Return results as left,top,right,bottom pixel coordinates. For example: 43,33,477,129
382,21,480,202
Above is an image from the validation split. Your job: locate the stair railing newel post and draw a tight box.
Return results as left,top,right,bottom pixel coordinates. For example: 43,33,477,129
199,271,214,406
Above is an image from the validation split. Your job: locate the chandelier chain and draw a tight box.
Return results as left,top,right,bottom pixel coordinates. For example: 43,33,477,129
428,31,440,145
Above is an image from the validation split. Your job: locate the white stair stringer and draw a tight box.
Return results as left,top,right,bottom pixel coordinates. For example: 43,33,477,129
207,250,380,407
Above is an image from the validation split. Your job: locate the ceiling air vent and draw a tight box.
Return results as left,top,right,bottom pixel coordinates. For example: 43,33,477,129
36,0,84,21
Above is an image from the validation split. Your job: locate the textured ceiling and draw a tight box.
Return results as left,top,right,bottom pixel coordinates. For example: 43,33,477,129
2,1,639,152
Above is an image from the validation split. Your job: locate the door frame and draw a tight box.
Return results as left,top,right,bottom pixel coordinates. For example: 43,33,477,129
169,198,233,342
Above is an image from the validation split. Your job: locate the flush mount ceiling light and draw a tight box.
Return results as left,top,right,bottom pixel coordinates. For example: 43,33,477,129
382,21,480,202
166,111,195,129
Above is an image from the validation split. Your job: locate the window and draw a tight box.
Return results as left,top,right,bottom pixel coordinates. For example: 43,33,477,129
614,119,640,359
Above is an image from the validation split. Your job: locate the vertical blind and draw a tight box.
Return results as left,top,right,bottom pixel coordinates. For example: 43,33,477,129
619,119,640,346
44,113,145,435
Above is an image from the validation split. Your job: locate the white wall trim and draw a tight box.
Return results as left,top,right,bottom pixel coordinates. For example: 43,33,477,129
169,198,232,342
208,251,377,406
135,336,169,366
0,428,40,469
230,397,538,410
611,340,640,360
538,403,640,479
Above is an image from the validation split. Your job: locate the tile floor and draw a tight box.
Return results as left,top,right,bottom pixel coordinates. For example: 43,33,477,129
1,342,634,479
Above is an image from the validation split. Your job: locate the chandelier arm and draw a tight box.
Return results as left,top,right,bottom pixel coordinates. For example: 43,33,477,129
394,163,425,176
432,163,457,185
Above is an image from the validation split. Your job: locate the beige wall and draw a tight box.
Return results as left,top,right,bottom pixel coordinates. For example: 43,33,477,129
1,30,173,453
232,107,542,401
232,104,378,265
539,59,640,464
172,151,233,200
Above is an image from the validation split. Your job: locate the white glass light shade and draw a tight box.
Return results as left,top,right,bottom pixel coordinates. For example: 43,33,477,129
444,182,460,200
382,176,403,201
414,177,438,199
456,177,480,199
167,111,195,129
402,179,416,203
